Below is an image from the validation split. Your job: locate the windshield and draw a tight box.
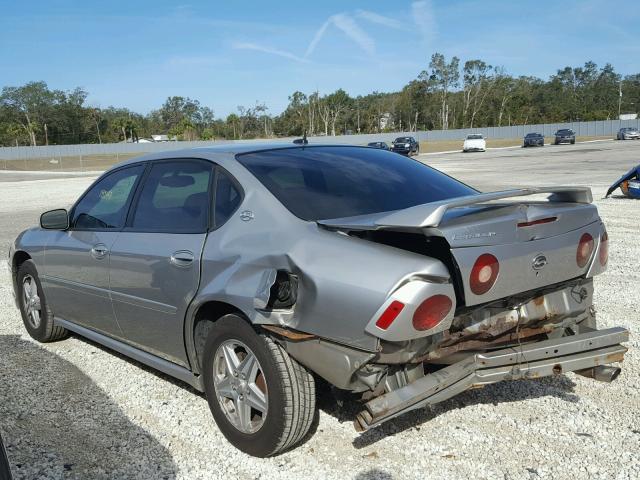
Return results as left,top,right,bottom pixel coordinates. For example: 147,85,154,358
237,146,477,221
557,129,573,134
466,134,483,139
526,133,541,137
394,137,412,143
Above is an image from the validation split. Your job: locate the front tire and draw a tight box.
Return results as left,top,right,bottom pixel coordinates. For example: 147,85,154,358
17,260,68,342
203,314,316,457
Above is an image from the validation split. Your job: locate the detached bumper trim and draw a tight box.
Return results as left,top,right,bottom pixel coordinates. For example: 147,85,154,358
355,327,629,431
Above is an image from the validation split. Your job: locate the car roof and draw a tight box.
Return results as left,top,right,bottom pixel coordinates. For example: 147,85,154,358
112,143,366,169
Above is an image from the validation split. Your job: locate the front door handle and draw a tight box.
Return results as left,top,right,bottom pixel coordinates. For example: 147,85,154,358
91,243,109,259
170,250,194,268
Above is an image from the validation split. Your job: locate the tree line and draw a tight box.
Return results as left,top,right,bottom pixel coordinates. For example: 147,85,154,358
1,53,639,147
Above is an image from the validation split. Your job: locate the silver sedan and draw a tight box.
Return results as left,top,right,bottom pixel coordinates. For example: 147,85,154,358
9,144,629,456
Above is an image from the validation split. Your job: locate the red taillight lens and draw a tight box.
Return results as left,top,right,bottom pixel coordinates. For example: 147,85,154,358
469,253,499,295
412,295,452,331
599,231,609,266
576,233,594,268
375,300,405,330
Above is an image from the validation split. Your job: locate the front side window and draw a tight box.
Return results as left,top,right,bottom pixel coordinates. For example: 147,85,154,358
72,165,144,230
237,147,477,221
131,161,212,232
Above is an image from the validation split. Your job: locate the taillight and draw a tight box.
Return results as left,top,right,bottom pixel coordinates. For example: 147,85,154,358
599,231,609,266
469,253,499,295
576,233,594,268
412,295,452,331
375,300,405,330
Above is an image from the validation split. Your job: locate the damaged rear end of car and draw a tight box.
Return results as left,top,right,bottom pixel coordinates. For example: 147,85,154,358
231,146,627,436
294,187,627,431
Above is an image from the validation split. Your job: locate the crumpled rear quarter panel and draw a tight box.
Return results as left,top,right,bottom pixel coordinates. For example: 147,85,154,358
194,159,451,352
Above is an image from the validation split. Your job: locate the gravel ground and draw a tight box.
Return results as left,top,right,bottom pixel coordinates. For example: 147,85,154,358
0,140,639,479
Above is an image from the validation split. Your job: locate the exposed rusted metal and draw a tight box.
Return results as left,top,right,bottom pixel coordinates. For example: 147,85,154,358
261,325,316,340
421,326,552,361
355,327,629,431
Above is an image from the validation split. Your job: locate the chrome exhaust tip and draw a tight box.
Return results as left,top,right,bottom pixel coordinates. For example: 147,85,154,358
575,365,622,383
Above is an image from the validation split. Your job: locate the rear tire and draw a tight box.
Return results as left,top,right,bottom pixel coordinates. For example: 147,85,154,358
17,260,68,343
203,314,316,457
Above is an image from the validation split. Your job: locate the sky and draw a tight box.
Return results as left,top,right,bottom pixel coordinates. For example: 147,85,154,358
1,0,638,117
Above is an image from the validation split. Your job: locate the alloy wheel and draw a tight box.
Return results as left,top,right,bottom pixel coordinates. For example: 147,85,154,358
212,340,269,434
22,274,42,329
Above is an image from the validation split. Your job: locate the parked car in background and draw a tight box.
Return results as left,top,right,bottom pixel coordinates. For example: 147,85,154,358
523,132,544,147
9,145,628,457
391,136,419,156
462,133,486,152
553,129,575,145
367,141,390,150
616,127,640,140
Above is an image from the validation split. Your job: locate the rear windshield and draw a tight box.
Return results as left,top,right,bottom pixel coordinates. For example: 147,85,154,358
237,146,477,221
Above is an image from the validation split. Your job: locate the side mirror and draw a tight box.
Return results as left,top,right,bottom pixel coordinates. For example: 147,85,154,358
40,209,69,230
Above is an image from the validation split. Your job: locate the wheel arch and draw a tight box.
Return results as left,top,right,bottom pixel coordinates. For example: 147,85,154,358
11,250,32,295
186,299,248,375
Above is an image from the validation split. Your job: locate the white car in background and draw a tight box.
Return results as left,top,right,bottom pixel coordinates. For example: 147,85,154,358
463,133,486,152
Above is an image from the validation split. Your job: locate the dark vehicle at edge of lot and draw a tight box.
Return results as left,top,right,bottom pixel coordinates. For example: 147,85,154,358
367,141,390,150
523,132,544,147
553,129,575,145
0,433,12,480
391,136,419,156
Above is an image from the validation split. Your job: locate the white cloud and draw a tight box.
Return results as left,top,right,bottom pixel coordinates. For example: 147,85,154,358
305,19,332,58
305,13,375,58
235,10,383,63
232,42,309,63
412,0,437,44
355,9,403,30
331,13,375,56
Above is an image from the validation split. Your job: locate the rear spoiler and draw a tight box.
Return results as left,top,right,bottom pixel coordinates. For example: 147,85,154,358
318,186,592,231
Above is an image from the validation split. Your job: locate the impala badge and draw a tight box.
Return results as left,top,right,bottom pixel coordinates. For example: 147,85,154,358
532,254,548,270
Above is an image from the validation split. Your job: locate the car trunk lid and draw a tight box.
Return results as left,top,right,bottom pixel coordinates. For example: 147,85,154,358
319,187,602,306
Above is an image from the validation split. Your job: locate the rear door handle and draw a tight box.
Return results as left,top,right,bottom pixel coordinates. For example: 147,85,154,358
91,243,109,259
170,250,194,268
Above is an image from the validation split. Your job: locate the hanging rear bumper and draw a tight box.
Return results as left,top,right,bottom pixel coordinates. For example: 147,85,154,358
354,327,629,431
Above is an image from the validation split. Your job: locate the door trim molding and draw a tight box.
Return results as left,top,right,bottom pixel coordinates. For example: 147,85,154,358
41,275,110,300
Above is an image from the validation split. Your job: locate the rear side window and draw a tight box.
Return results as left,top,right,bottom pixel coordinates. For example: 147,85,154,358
237,147,477,221
131,161,212,232
72,165,144,230
214,169,242,228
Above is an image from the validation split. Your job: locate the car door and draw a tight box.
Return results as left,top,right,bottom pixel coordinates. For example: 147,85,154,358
42,164,145,336
108,159,214,366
